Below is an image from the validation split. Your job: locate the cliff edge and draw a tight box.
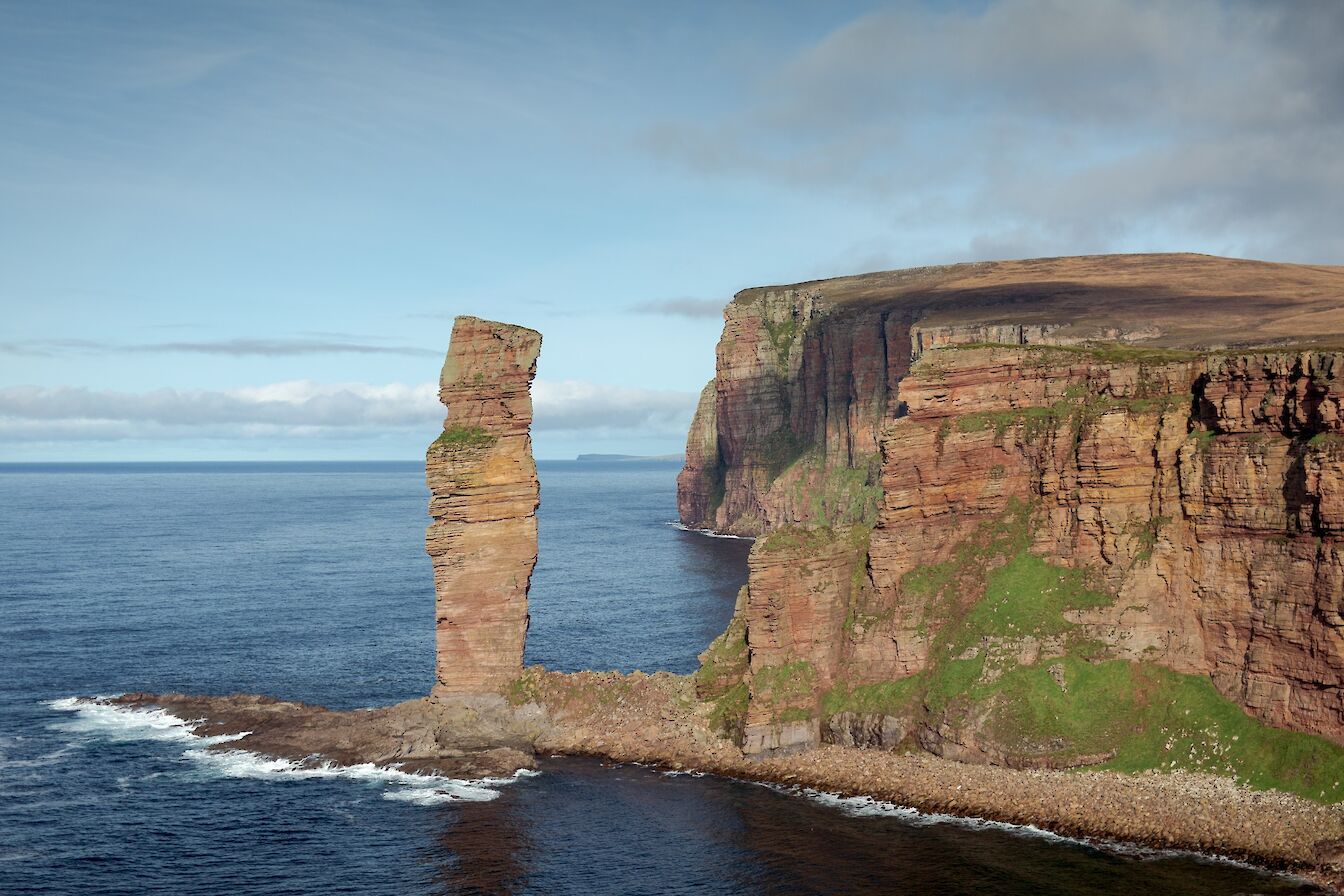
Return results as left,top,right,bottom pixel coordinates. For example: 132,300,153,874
680,253,1344,800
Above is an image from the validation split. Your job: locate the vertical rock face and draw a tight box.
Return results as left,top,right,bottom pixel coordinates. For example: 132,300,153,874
677,290,902,536
425,316,541,696
863,347,1344,748
676,380,720,527
739,526,869,754
684,255,1344,761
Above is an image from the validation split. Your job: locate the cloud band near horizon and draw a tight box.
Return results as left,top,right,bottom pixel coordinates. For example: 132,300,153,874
0,379,698,443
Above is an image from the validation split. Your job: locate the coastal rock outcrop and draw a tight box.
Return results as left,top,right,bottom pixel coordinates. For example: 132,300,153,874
864,346,1344,750
682,254,1344,776
680,253,1344,537
426,316,541,696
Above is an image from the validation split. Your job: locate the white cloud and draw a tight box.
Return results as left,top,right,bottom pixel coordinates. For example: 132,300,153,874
533,379,696,437
642,0,1344,262
0,379,697,443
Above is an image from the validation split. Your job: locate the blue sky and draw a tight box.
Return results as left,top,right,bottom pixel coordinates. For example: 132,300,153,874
2,0,1340,460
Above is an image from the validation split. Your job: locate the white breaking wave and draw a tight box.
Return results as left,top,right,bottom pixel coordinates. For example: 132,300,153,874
46,696,247,747
796,787,1072,841
45,697,538,806
666,522,755,540
778,784,1291,873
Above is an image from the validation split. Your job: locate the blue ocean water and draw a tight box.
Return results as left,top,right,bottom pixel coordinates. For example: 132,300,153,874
0,460,1321,895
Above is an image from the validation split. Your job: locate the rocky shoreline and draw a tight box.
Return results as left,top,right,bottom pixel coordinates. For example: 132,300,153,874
98,296,1344,893
110,668,1344,893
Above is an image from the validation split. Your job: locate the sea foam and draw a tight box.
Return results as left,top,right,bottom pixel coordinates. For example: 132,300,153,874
666,522,755,540
782,784,1286,873
45,697,534,806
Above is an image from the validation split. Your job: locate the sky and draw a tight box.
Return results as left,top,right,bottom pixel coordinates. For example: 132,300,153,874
2,0,1341,461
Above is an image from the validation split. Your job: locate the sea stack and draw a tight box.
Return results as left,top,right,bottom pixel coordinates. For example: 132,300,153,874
425,316,542,696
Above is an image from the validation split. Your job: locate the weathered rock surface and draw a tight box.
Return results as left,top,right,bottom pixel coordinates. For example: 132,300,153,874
740,526,868,754
680,253,1344,536
675,379,720,527
678,289,900,535
110,692,540,778
426,316,541,696
80,265,1344,889
679,254,1344,764
864,346,1344,746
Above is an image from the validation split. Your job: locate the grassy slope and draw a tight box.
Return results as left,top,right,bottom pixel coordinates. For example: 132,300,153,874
821,500,1344,803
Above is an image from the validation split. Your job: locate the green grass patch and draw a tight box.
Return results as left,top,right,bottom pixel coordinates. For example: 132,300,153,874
1099,666,1344,802
708,681,748,742
759,525,838,554
778,451,883,529
961,552,1113,645
763,316,799,364
822,677,925,717
899,497,1035,617
752,660,817,703
970,658,1138,757
433,425,495,450
922,657,987,715
1127,515,1172,563
694,616,748,698
1189,428,1217,452
956,404,1064,442
505,674,540,707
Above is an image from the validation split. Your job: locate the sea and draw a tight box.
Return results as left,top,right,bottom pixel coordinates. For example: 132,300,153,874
0,459,1323,895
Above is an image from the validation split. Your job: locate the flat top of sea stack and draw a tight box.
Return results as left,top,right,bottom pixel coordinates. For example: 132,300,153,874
734,252,1344,350
441,316,542,387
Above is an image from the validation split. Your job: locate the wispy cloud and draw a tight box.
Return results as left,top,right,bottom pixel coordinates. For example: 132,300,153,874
641,0,1344,262
629,298,725,320
0,379,697,442
0,338,439,358
533,380,696,436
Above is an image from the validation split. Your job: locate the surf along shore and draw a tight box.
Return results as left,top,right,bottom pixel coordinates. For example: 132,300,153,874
106,667,1344,892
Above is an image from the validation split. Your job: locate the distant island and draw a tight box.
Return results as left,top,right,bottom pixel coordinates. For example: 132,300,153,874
575,453,683,462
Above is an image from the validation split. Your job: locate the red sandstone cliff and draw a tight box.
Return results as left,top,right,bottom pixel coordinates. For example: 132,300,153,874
861,347,1344,754
680,254,1344,536
426,316,541,696
680,254,1344,770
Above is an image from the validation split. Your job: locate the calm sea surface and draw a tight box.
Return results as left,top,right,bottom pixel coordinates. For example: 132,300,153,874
0,460,1321,894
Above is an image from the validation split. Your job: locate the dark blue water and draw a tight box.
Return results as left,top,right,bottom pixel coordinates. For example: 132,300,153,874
0,461,1320,894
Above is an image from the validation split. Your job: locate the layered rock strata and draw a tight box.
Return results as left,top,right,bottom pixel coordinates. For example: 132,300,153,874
680,253,1344,537
681,255,1344,771
426,316,541,696
865,347,1344,746
676,291,901,536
